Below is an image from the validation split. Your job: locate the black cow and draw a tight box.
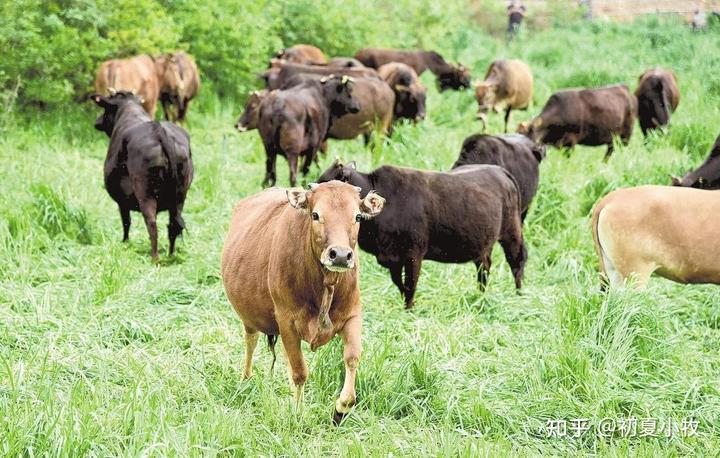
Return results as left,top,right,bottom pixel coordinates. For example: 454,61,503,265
91,90,193,261
258,75,359,187
635,68,680,136
672,132,720,189
318,161,527,308
453,133,545,221
518,84,636,162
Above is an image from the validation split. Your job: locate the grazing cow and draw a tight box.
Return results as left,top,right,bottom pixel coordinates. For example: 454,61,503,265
518,84,636,162
592,185,720,289
377,62,427,122
95,55,160,118
327,57,366,68
156,51,201,122
263,62,379,90
452,133,545,221
221,181,385,423
91,90,193,261
354,48,471,91
274,44,327,65
318,161,527,308
474,59,533,132
257,75,360,187
635,68,679,136
671,132,720,189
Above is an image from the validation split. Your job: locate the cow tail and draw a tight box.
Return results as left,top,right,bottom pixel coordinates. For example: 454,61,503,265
591,200,609,292
156,124,185,233
501,167,523,222
267,335,278,373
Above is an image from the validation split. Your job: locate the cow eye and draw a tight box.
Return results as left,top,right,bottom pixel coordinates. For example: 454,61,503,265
355,214,362,222
312,212,320,221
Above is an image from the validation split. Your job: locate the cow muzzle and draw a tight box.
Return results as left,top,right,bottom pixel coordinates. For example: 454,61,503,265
322,246,355,272
235,122,247,132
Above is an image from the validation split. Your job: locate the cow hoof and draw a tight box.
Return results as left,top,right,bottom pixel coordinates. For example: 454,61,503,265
332,408,346,425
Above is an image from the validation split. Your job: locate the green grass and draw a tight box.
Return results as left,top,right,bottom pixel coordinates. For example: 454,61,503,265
2,18,720,456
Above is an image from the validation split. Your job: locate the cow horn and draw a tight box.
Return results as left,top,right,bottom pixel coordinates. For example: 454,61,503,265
394,84,410,92
320,76,329,84
308,183,319,191
251,90,259,96
670,175,682,186
108,87,117,96
333,156,341,166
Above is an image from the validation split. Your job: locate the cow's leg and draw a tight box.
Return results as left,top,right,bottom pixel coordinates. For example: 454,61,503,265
161,98,171,121
279,324,307,409
262,146,277,187
500,230,527,290
168,201,185,256
475,251,492,291
403,256,423,309
119,205,131,242
288,154,299,187
243,326,260,379
178,98,189,122
334,315,362,424
300,151,313,176
389,263,405,299
138,197,159,262
504,107,512,133
603,143,614,162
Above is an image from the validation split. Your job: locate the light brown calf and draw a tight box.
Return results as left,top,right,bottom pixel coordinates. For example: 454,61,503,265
221,181,384,423
592,185,720,288
95,54,160,118
474,59,533,132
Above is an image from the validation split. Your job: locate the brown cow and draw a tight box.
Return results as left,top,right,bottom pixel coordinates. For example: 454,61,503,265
474,59,533,132
274,44,327,65
355,48,471,91
235,90,268,132
377,62,427,122
156,51,201,122
221,181,385,423
95,54,160,118
263,62,379,91
635,68,679,136
327,57,366,68
592,185,720,289
518,84,636,162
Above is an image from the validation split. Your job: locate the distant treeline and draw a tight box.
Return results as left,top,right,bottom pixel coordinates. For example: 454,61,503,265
0,0,474,107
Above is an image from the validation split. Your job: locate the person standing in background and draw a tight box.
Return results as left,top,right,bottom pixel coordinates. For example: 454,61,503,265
507,1,527,41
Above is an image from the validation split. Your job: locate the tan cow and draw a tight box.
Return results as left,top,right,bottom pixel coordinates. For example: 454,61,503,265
221,181,385,422
592,185,720,289
474,59,533,132
95,55,160,118
156,51,201,122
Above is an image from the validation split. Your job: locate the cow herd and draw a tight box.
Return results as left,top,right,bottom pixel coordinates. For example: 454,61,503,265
89,43,720,423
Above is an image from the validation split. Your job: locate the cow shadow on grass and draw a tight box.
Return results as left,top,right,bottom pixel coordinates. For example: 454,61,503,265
122,238,187,266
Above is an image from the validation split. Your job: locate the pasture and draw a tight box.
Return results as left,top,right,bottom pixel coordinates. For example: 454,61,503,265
2,16,720,456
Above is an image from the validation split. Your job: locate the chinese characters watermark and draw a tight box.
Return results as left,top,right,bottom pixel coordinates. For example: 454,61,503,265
542,417,699,438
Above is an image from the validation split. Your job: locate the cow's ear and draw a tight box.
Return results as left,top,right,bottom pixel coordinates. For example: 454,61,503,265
670,175,682,186
532,145,547,162
360,191,385,218
287,188,309,210
347,161,356,170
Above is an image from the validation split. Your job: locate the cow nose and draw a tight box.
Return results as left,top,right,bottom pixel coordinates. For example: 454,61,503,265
328,246,353,268
236,123,247,132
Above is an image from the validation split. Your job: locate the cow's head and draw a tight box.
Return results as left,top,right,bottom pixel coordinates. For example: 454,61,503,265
394,78,427,122
90,90,143,137
286,181,384,272
236,90,268,132
671,135,720,189
473,81,498,129
320,75,361,116
438,63,471,91
517,117,544,143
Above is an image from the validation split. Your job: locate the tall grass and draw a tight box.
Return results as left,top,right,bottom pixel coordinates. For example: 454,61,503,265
1,15,720,456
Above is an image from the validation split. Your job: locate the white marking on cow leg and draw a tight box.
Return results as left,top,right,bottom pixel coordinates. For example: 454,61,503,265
243,329,260,379
335,316,362,420
601,249,624,289
597,208,626,289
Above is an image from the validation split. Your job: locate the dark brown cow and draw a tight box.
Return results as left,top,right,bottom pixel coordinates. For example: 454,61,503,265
327,57,366,68
95,55,160,118
354,48,471,91
474,59,533,132
156,51,201,122
318,161,527,308
221,181,384,423
671,132,720,189
452,133,545,221
91,91,193,261
635,68,680,136
235,90,268,132
257,75,360,187
377,62,427,122
518,84,636,162
274,44,327,65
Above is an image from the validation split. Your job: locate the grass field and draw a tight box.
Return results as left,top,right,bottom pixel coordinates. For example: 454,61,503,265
2,17,720,456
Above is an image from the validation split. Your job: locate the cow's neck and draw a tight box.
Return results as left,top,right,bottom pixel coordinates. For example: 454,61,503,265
423,51,452,75
115,103,151,130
